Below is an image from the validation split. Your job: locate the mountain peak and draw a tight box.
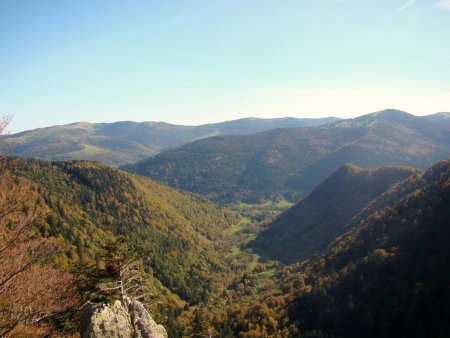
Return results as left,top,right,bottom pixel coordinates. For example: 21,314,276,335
372,108,410,116
331,109,415,129
434,112,450,118
333,163,363,176
363,109,414,122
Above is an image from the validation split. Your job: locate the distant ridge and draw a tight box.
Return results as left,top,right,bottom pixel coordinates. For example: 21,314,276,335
2,117,339,166
422,112,450,126
122,109,450,203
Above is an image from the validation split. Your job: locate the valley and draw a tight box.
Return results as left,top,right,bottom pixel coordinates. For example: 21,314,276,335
3,2,450,336
1,110,450,337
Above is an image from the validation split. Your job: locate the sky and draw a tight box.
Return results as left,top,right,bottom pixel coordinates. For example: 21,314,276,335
1,0,450,132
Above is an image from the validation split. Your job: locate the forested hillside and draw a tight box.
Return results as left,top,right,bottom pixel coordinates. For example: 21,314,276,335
3,155,450,337
2,117,338,166
287,158,450,337
3,0,449,334
122,110,450,204
251,164,421,263
3,120,450,337
206,158,450,337
10,159,239,307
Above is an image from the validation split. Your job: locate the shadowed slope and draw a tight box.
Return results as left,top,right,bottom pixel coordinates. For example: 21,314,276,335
251,164,420,263
288,158,450,337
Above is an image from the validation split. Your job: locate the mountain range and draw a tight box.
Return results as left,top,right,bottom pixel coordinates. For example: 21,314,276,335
121,110,450,203
2,117,338,167
4,152,450,336
2,110,450,336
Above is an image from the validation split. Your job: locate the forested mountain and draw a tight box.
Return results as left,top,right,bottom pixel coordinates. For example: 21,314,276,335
3,117,450,336
251,164,421,263
4,154,450,336
286,158,450,337
2,117,338,166
10,159,239,307
210,158,450,337
122,109,450,204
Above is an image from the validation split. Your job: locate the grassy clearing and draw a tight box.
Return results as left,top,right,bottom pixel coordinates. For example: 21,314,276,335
228,245,242,257
224,225,243,236
224,199,293,275
248,254,261,271
274,199,294,208
257,268,276,279
230,199,294,226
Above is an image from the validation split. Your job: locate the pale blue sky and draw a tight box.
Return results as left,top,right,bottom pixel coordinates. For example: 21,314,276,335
1,0,450,132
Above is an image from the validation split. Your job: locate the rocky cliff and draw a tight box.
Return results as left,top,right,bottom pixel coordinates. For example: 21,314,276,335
81,297,167,338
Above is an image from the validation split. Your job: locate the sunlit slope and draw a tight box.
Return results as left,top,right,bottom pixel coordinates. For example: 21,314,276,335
12,159,239,305
3,117,339,166
122,110,450,203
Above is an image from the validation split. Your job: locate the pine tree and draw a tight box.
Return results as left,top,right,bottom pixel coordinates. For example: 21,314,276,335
92,237,155,307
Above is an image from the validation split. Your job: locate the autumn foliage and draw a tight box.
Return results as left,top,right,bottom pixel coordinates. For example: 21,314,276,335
0,117,77,337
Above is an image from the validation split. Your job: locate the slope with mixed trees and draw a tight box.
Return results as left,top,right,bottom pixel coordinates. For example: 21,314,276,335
3,153,450,337
122,109,450,204
9,158,239,309
0,119,78,336
285,158,450,337
204,158,450,338
287,109,450,193
251,163,421,263
2,117,338,167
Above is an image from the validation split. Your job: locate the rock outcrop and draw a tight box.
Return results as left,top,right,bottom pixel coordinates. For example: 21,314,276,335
81,297,167,338
128,299,168,338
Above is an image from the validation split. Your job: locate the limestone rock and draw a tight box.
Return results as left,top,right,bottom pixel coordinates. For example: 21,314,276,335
81,298,167,338
128,299,168,338
81,300,132,338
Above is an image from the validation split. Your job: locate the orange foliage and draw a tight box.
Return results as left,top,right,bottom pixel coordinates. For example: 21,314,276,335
0,118,77,336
